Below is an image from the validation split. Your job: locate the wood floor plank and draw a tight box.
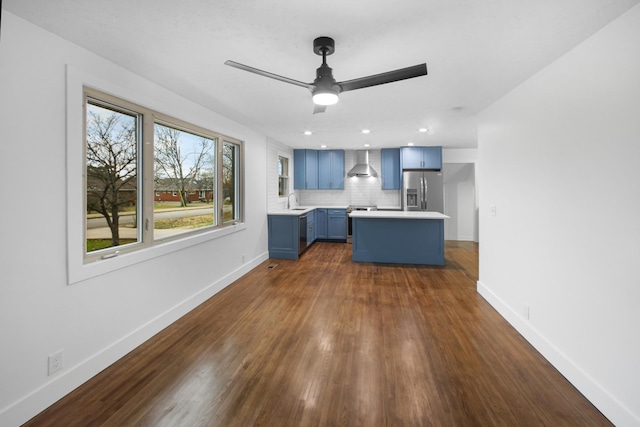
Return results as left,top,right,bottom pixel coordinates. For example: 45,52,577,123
23,241,612,426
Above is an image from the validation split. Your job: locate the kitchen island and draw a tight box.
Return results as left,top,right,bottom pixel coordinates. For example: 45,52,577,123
350,211,449,265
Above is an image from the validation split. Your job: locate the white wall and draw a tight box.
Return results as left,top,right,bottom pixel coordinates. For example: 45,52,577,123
0,13,269,426
477,4,640,426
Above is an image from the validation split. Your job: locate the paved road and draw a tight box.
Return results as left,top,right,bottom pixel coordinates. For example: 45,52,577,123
87,206,214,229
87,206,226,239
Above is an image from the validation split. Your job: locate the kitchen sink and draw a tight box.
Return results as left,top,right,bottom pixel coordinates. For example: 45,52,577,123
291,208,307,211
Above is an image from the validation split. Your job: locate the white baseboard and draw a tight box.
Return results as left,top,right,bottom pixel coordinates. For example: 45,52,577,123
0,251,269,427
477,280,639,427
445,236,476,242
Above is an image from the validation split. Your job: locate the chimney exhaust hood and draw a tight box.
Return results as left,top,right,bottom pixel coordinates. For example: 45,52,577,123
347,150,378,177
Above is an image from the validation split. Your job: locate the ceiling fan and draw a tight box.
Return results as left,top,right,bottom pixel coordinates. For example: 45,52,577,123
225,36,428,114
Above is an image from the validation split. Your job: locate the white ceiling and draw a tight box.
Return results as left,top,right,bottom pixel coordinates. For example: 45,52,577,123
5,0,638,150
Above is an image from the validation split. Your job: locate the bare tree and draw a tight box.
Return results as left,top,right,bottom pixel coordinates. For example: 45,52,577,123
155,125,214,207
86,108,137,247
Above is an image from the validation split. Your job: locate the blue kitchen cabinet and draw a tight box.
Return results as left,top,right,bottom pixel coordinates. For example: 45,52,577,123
267,215,299,260
327,209,347,240
294,149,318,189
307,211,316,246
318,150,345,189
400,146,442,170
351,216,445,265
331,151,345,189
381,148,401,190
315,209,328,239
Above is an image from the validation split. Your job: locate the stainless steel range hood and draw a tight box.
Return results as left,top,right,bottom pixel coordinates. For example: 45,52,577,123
347,150,378,177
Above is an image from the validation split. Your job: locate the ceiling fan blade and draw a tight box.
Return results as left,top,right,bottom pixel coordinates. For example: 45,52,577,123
313,104,327,114
338,63,427,92
225,60,313,89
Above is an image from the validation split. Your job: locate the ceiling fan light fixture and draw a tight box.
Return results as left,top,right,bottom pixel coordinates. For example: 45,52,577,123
312,90,339,106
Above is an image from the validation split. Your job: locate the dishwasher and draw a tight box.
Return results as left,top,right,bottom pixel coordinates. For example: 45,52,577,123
298,214,308,254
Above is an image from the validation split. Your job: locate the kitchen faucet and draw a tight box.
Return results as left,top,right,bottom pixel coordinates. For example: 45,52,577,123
287,192,297,209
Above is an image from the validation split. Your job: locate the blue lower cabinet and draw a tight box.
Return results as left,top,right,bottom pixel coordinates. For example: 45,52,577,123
268,215,299,260
268,209,348,260
352,217,445,265
327,209,347,241
315,209,327,239
307,214,315,246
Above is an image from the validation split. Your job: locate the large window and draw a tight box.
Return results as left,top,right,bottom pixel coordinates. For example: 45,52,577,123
86,100,141,252
84,88,243,262
153,122,216,240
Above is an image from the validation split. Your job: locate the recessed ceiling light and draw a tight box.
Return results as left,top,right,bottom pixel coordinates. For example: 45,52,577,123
320,145,327,148
408,142,415,146
304,131,312,135
364,143,370,147
418,128,428,133
361,129,370,134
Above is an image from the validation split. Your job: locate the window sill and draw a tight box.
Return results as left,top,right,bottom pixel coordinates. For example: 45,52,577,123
68,223,246,285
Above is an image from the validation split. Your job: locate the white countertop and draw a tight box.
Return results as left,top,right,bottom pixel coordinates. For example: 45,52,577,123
268,207,448,219
268,206,348,216
349,211,450,220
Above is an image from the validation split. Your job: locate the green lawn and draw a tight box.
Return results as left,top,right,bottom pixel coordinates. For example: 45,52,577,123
87,207,233,252
86,239,137,252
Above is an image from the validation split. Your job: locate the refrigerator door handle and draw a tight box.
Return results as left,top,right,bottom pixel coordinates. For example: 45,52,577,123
423,176,428,210
420,177,426,210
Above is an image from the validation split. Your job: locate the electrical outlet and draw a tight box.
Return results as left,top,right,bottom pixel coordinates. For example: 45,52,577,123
523,305,530,320
242,254,246,263
490,204,497,216
48,350,63,376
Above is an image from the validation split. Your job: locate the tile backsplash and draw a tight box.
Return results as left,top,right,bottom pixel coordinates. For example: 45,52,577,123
297,150,401,208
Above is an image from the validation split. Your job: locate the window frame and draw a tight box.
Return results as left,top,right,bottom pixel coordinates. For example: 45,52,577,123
278,155,290,198
66,66,246,284
222,139,244,224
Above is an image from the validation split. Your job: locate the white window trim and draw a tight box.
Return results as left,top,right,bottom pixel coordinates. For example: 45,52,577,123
277,151,291,199
66,65,246,285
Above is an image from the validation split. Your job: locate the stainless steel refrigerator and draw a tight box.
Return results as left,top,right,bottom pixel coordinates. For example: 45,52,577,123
402,170,444,212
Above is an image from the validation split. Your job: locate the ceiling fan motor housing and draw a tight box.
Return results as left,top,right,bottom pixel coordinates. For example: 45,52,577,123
314,64,340,91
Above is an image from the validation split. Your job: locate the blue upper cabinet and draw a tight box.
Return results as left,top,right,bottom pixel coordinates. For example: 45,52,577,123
318,150,345,190
381,148,401,190
400,146,442,170
294,149,318,189
330,150,345,189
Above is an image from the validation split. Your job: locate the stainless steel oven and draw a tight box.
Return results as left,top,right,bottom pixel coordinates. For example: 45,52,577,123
347,205,377,243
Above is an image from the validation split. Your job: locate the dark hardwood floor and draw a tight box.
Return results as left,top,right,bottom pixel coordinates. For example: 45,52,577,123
24,241,611,426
